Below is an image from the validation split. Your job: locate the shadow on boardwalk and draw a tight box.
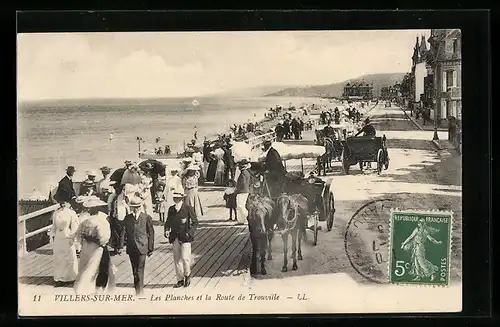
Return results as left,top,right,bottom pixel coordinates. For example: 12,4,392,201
19,220,251,290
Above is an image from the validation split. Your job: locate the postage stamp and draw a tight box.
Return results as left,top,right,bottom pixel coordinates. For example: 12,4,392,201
389,209,453,286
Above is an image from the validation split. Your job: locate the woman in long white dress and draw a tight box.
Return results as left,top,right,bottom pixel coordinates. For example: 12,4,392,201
213,147,225,186
139,170,154,216
73,198,116,294
181,164,204,217
48,201,80,286
165,168,183,209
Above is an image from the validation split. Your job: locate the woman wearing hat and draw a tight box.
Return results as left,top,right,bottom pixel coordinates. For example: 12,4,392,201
48,199,80,287
73,197,116,294
96,166,113,201
138,167,154,217
121,161,142,186
180,164,204,218
235,159,252,225
213,147,226,186
79,171,98,196
165,168,183,210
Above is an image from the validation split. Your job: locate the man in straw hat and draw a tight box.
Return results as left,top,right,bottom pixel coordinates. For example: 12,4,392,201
164,187,198,288
54,166,77,205
123,196,155,295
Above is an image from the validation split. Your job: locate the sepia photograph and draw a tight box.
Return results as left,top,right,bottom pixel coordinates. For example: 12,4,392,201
17,29,463,315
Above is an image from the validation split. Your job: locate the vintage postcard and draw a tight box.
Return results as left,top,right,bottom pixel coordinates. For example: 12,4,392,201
17,29,463,316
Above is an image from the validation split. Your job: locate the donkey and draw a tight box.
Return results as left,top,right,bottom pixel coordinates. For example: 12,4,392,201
246,193,276,276
275,194,309,272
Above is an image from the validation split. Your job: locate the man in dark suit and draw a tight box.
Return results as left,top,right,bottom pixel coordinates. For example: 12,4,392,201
124,196,155,295
355,117,376,137
263,140,286,197
164,191,198,288
54,166,77,206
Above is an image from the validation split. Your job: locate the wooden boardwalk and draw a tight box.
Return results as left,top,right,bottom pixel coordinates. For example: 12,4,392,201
18,133,320,291
18,186,252,291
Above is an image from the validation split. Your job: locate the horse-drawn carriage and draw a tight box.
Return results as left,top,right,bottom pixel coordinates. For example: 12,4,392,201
254,145,336,245
340,135,390,175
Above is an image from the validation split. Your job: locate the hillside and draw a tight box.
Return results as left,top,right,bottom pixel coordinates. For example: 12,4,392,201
205,85,295,98
265,73,406,98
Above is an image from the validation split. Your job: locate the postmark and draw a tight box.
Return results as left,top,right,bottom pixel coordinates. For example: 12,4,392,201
389,209,453,286
344,198,399,284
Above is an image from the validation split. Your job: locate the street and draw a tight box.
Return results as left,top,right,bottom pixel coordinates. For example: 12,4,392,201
239,103,462,289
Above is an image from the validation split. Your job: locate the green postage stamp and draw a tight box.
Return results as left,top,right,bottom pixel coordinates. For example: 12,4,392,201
389,209,453,286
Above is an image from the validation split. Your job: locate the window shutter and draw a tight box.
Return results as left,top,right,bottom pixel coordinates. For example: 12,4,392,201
441,99,447,119
442,71,447,92
452,70,457,87
452,101,457,117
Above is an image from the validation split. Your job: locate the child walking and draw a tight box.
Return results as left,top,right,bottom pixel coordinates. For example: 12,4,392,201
223,180,237,221
155,184,167,222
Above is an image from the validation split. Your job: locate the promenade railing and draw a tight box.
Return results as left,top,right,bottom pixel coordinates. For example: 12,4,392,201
18,201,59,257
246,131,276,150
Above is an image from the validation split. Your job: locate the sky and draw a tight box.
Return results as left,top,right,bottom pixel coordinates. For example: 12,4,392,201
17,30,429,101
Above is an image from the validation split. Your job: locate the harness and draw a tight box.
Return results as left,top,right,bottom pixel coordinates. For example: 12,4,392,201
275,194,300,235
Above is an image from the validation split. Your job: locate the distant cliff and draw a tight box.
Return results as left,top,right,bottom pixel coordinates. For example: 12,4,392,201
264,73,406,98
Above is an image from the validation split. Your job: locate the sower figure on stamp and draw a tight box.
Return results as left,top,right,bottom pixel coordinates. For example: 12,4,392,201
124,196,155,295
401,217,442,282
164,188,198,288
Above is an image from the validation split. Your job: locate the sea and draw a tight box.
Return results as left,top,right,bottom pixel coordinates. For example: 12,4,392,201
17,96,323,199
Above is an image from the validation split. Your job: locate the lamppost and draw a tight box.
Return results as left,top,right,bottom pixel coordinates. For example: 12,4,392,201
136,136,144,154
432,100,439,140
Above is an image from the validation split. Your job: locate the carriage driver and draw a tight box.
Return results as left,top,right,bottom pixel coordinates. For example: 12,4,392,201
322,120,337,140
262,140,286,197
355,117,376,137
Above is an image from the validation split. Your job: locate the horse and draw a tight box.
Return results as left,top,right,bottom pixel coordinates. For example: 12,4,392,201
275,194,309,272
317,136,337,176
245,193,276,276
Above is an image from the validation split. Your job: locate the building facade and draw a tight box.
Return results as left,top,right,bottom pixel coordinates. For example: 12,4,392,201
427,29,462,124
381,84,401,100
410,35,430,106
342,81,374,100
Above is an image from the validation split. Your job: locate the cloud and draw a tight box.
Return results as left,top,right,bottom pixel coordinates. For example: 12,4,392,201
17,30,428,100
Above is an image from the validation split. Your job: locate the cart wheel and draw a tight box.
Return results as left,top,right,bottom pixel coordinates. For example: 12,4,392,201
341,150,350,175
313,211,319,246
326,195,335,231
377,149,384,175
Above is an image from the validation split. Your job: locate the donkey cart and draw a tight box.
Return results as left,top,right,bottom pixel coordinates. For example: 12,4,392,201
257,148,336,245
245,149,336,276
340,135,389,175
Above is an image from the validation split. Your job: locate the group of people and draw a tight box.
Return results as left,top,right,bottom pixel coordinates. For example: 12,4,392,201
202,138,236,187
274,116,306,141
321,106,363,125
229,121,264,139
48,158,204,295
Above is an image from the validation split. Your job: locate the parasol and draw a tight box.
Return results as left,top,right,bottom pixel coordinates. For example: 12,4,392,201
109,168,127,183
139,159,167,177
